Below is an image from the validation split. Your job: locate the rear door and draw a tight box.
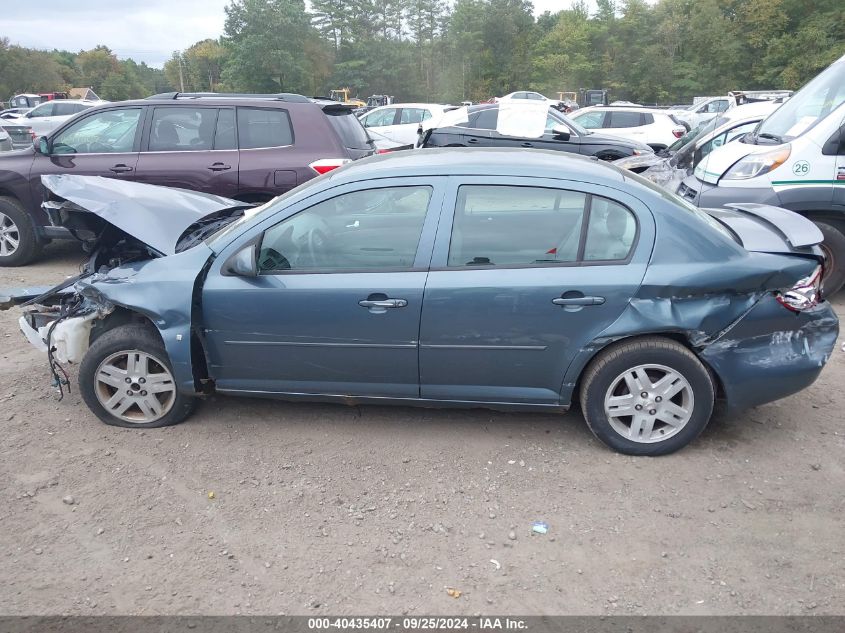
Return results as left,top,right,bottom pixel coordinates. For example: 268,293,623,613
606,110,646,141
236,106,298,200
419,177,653,405
134,106,239,197
29,106,144,204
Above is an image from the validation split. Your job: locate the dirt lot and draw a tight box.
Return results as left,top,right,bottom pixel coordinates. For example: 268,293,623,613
1,242,844,616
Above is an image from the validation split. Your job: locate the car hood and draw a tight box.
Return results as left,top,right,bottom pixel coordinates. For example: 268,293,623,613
41,174,251,256
585,130,653,152
693,140,759,184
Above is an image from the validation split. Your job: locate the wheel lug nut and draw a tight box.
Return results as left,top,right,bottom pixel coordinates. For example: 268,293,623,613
126,389,133,396
635,404,643,411
655,396,662,402
640,392,648,398
649,409,657,415
125,377,132,383
139,377,146,384
140,390,147,396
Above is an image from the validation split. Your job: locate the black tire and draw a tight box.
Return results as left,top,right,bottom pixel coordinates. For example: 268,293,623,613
0,196,42,267
579,336,715,456
79,324,197,429
815,221,845,296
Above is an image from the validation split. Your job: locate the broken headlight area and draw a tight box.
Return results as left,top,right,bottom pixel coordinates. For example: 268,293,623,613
19,291,114,400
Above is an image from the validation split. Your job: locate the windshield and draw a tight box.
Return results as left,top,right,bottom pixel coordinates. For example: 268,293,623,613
757,57,845,141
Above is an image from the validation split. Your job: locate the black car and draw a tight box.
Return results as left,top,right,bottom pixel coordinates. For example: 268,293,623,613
422,103,653,160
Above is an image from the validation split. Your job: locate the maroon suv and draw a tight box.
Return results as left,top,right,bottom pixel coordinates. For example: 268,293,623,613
0,92,375,266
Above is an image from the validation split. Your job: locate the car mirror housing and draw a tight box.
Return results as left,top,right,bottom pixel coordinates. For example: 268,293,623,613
224,243,258,277
34,136,50,155
551,124,571,141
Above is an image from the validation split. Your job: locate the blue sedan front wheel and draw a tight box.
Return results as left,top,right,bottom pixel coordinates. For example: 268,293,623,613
579,337,715,456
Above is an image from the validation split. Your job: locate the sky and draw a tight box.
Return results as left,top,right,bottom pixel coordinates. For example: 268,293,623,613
0,0,573,68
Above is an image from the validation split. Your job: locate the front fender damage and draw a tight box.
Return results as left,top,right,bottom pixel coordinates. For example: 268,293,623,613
15,244,214,398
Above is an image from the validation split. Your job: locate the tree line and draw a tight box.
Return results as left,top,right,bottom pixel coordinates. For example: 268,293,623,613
2,0,844,106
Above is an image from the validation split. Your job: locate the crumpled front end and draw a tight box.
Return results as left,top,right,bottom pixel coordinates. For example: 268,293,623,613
9,244,213,397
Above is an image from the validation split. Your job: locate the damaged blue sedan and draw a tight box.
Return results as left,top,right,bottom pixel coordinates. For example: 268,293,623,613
2,148,838,455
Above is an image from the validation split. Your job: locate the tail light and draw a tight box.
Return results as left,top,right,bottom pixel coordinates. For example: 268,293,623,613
376,149,392,154
672,127,685,138
309,158,351,175
776,265,823,312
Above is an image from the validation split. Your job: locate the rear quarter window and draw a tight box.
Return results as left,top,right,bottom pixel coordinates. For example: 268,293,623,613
326,110,372,150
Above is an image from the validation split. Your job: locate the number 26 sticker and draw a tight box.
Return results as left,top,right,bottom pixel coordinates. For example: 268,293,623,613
792,160,810,176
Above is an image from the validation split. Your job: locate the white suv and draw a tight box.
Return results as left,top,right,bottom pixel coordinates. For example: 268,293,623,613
570,106,687,151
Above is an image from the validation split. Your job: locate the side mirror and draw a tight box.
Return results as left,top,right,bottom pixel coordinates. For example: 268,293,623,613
551,124,571,141
34,136,49,155
224,243,258,277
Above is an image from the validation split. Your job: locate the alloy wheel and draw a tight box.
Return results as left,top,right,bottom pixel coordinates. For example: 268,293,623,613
94,350,176,423
0,212,19,257
604,363,694,443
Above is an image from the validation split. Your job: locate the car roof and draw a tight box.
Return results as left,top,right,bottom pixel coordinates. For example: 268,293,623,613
328,147,626,185
366,103,449,111
576,105,669,115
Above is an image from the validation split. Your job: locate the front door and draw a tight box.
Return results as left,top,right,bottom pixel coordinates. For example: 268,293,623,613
201,179,444,398
30,106,145,204
419,178,652,405
134,106,239,198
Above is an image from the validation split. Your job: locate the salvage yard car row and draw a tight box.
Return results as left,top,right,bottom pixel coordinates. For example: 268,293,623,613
0,55,843,456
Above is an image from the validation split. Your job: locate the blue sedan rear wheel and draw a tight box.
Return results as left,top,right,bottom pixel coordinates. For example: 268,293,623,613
579,337,715,456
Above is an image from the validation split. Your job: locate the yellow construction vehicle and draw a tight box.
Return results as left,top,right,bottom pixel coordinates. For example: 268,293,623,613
330,88,366,108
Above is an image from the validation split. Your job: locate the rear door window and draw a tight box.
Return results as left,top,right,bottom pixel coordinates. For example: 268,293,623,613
214,108,237,150
608,111,644,128
448,185,637,267
399,108,430,124
473,108,499,130
149,107,217,151
237,107,293,149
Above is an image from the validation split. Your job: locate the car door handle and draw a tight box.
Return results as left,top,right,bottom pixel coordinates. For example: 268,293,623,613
466,138,479,144
521,142,534,148
552,296,605,306
208,162,232,171
109,164,133,173
359,299,408,309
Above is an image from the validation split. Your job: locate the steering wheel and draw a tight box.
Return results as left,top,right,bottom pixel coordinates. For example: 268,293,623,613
304,227,330,267
89,141,112,153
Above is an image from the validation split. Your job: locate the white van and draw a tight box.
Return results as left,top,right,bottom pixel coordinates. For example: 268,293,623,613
677,53,845,293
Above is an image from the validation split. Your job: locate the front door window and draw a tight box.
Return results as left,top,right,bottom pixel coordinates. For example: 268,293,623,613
52,108,142,154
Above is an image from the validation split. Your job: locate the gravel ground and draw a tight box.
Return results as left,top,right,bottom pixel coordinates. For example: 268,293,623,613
1,241,844,616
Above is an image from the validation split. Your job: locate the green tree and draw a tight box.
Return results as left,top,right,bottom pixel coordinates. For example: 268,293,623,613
222,0,314,92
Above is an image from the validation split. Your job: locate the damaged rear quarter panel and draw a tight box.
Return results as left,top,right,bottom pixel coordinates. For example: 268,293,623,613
79,244,214,394
560,199,834,408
